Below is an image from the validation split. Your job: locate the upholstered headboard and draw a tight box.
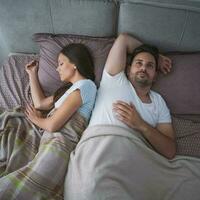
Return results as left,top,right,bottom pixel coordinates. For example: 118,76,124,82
1,0,200,65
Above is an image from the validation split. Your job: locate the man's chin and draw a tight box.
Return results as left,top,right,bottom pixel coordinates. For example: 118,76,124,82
136,77,147,82
135,79,152,86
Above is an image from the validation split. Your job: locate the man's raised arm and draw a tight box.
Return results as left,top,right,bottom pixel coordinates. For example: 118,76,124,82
105,33,142,76
105,33,172,75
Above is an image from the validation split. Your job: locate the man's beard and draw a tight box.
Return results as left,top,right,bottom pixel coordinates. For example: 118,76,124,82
135,76,152,87
130,72,153,87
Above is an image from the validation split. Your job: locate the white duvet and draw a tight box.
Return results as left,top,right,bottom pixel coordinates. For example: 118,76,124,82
64,125,200,200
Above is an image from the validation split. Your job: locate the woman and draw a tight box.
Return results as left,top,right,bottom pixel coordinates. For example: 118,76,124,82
0,43,97,199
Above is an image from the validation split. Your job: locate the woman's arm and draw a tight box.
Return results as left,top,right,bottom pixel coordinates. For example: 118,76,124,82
25,60,54,110
25,90,82,132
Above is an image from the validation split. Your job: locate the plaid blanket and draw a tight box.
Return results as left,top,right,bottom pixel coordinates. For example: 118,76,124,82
0,107,87,200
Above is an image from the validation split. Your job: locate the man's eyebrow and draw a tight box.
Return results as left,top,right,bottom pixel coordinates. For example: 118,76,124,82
134,59,155,64
135,59,142,61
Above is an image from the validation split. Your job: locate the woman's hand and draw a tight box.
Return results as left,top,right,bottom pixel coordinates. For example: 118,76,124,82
25,60,39,76
24,104,43,124
158,55,172,74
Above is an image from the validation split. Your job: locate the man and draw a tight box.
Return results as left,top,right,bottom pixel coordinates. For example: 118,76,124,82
89,33,176,159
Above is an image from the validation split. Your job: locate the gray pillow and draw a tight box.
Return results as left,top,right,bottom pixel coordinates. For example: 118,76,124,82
33,33,114,95
153,52,200,115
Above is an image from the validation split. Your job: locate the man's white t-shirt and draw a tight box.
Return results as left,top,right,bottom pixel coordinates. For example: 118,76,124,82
89,70,171,130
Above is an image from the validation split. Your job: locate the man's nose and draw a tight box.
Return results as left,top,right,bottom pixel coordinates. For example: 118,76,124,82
140,64,146,71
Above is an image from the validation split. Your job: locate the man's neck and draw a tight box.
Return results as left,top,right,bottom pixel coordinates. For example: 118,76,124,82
134,85,151,103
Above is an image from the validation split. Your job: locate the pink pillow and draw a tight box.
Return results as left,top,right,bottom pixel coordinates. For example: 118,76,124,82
0,53,39,109
33,33,114,95
153,52,200,115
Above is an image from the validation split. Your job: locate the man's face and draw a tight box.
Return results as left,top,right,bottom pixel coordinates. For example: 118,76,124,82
128,52,157,87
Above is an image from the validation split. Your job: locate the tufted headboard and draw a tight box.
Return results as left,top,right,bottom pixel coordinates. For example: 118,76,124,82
1,0,200,65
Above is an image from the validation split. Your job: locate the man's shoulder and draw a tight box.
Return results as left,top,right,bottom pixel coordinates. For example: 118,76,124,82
150,90,160,96
100,69,128,86
150,90,165,101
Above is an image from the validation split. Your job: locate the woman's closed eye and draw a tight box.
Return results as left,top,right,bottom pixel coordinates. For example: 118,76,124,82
58,62,63,67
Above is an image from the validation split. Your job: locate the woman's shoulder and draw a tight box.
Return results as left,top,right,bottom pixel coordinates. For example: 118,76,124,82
73,80,96,105
75,79,97,91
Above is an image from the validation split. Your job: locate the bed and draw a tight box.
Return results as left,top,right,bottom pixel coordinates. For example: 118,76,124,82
0,0,200,199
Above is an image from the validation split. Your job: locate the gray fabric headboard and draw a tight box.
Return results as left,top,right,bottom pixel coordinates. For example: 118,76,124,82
1,0,200,65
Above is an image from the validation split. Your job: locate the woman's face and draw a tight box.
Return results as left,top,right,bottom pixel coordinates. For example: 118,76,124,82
57,53,76,82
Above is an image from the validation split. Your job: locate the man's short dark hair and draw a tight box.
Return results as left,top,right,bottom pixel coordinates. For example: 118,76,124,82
129,44,159,71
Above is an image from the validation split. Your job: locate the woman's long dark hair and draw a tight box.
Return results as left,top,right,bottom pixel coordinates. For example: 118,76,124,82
53,82,72,103
53,43,95,102
60,43,95,81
